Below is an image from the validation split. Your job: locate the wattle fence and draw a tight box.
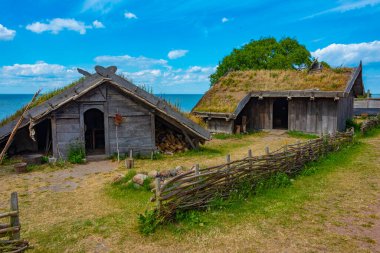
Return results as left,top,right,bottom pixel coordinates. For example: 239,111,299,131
0,192,29,252
150,129,354,221
361,114,380,134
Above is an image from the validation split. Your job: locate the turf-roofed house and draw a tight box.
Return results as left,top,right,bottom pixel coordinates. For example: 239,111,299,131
0,66,210,159
192,62,364,134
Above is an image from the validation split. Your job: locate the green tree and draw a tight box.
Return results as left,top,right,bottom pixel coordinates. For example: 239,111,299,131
210,37,312,85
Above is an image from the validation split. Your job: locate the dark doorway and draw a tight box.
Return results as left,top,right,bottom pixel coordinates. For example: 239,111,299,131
84,108,105,155
273,98,288,129
35,118,52,154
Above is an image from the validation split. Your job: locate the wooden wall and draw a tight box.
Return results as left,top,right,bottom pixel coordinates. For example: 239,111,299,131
51,83,155,158
243,97,345,134
337,93,354,131
206,119,234,134
288,98,338,134
354,98,380,116
106,85,155,155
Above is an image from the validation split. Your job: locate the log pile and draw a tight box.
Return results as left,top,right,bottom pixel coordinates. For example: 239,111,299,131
156,129,189,153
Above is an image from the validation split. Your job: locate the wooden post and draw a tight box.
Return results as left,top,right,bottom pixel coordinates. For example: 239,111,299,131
248,149,253,170
242,116,247,133
195,164,200,175
125,149,134,169
10,192,20,240
265,146,270,155
155,178,161,212
226,154,231,185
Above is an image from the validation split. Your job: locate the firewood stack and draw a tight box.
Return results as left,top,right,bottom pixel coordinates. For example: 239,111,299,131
156,129,189,153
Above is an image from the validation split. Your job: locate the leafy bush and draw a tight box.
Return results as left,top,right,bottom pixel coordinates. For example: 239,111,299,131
210,37,312,85
67,142,86,164
346,119,361,132
138,210,162,235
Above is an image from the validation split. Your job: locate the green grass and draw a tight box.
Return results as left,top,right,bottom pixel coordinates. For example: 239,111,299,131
287,130,319,139
155,140,363,235
212,131,261,140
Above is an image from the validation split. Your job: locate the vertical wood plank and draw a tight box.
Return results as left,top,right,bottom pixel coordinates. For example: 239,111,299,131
10,192,20,240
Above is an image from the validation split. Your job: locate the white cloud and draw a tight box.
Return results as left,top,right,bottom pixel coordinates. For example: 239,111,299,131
168,49,188,60
26,18,91,35
221,17,229,23
304,0,380,19
0,24,16,41
124,11,138,19
82,0,120,13
95,54,168,69
311,41,380,66
0,61,80,92
92,20,105,28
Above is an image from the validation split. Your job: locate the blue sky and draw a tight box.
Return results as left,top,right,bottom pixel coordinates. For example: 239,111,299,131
0,0,380,94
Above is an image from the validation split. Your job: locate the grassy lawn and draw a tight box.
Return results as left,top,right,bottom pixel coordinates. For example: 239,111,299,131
1,130,380,252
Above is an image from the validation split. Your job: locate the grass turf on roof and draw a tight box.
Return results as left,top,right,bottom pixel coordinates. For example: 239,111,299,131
0,77,85,127
193,68,353,114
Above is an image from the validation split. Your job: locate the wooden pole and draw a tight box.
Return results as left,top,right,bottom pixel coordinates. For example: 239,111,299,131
0,89,41,164
10,192,20,240
155,178,161,212
265,147,270,155
248,149,253,171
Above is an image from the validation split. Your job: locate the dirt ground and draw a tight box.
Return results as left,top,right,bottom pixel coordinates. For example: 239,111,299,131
0,131,379,252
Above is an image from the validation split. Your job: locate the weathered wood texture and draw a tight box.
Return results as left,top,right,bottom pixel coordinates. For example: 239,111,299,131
354,98,380,116
0,192,29,252
107,85,154,155
243,97,346,134
151,129,354,221
337,93,354,131
206,119,234,134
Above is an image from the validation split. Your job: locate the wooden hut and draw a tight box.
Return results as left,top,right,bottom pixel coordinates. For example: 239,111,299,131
192,62,364,134
0,66,210,159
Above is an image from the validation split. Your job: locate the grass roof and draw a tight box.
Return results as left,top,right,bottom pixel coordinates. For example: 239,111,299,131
0,77,85,127
193,68,353,113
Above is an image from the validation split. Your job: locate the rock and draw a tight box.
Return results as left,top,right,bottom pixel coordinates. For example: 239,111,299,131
164,151,174,156
112,174,124,184
148,170,158,178
132,174,148,185
169,169,177,177
159,170,170,178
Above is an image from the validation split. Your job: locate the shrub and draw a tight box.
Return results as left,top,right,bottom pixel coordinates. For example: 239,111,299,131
346,119,361,132
67,142,86,164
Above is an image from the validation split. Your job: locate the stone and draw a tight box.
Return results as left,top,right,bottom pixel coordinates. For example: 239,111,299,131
112,174,124,184
169,169,177,177
148,170,158,178
159,170,170,178
132,174,148,185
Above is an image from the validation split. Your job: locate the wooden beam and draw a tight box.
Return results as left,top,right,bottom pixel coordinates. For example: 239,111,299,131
0,90,41,164
182,129,196,149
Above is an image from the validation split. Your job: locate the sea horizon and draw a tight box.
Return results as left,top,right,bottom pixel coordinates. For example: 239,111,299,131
0,93,204,121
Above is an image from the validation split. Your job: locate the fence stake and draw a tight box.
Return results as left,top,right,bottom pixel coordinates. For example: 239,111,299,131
265,147,270,155
226,154,231,185
155,178,161,213
248,149,253,170
195,164,200,175
10,192,20,240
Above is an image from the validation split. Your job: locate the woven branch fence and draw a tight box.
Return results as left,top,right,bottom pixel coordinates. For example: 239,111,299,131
151,129,354,221
0,192,29,253
361,114,380,134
